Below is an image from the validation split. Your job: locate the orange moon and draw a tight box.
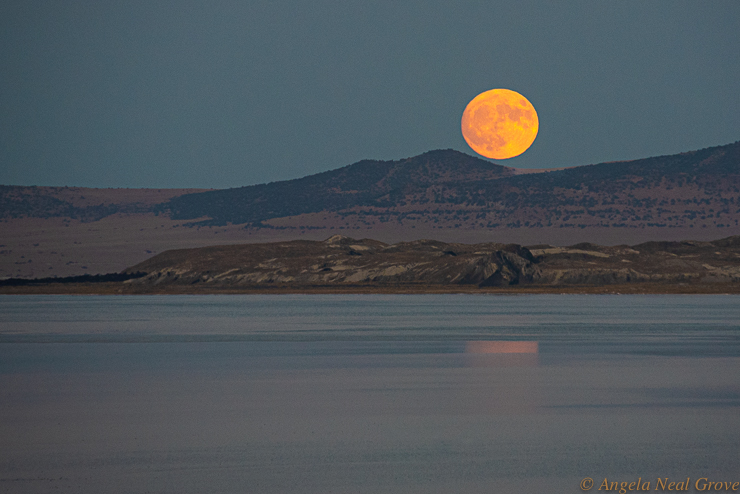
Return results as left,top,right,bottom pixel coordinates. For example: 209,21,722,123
461,88,538,160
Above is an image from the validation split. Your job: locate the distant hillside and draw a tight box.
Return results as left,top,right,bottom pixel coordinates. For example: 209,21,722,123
159,141,740,231
0,186,209,221
2,141,739,280
160,150,514,225
5,142,739,231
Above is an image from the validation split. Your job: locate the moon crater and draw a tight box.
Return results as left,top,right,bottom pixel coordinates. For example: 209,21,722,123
461,89,538,160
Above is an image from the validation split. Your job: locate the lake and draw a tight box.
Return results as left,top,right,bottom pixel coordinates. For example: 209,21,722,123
1,295,739,493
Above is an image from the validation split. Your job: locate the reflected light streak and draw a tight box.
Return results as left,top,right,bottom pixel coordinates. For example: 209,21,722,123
465,341,539,354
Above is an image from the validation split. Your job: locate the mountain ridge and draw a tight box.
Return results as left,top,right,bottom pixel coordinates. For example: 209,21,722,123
157,140,740,230
160,149,515,225
2,140,739,279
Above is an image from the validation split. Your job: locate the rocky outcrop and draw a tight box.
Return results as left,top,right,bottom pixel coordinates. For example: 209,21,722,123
123,234,740,288
124,235,539,287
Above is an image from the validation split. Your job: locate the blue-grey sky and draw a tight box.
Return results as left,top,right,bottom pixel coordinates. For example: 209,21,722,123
2,1,739,189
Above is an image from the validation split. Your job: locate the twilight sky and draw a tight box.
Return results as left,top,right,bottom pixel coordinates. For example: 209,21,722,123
2,1,739,189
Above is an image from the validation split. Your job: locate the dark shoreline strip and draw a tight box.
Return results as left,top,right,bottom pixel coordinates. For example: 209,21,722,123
0,272,146,287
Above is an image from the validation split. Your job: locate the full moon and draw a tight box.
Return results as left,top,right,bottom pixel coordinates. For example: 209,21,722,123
461,88,539,160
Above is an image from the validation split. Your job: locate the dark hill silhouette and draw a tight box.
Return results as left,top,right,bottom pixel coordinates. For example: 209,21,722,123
3,141,739,280
157,140,740,231
0,186,207,220
446,141,740,222
497,139,740,192
160,149,514,225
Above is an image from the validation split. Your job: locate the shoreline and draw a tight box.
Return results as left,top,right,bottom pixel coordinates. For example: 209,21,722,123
2,282,739,295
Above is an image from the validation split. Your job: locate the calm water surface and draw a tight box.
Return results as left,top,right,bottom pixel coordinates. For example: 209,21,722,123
1,295,739,493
